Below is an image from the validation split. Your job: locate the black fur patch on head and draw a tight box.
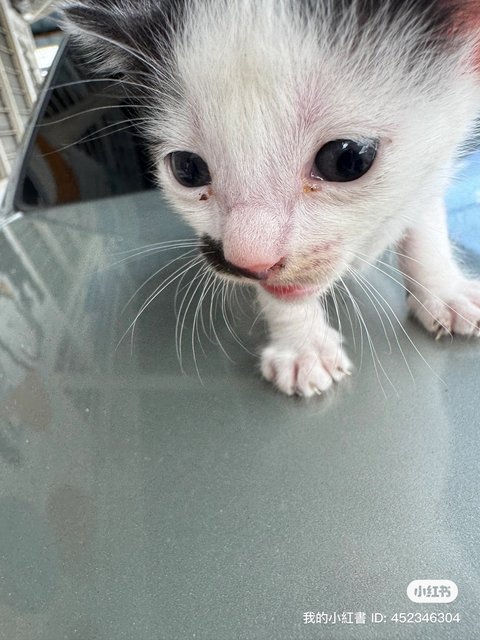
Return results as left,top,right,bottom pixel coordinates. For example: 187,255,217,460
65,0,464,84
63,0,186,75
300,0,461,52
362,0,459,37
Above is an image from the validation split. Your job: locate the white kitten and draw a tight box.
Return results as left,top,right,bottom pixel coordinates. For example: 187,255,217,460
64,0,480,396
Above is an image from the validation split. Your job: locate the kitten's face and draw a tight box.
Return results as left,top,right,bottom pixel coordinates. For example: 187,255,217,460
156,84,387,301
65,0,480,301
152,12,475,302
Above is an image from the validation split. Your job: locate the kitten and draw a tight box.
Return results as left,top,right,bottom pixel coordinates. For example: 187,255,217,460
63,0,480,396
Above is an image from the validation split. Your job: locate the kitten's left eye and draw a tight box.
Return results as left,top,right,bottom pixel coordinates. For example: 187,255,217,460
311,139,378,182
169,151,212,187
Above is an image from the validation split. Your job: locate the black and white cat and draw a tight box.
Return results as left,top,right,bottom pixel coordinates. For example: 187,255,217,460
64,0,480,396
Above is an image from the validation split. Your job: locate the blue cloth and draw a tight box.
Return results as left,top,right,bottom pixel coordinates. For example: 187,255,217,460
446,150,480,254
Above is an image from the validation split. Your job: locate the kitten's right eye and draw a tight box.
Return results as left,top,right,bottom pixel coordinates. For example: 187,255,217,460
169,151,211,188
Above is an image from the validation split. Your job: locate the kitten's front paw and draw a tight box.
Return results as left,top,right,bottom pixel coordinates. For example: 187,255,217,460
260,327,352,397
407,279,480,339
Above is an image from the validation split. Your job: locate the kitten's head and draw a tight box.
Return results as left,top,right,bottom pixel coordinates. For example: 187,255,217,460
65,0,480,301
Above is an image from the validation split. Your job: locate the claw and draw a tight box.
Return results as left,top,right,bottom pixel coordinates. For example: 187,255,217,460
435,326,447,341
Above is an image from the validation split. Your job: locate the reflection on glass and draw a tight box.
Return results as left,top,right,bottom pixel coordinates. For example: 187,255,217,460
15,41,155,211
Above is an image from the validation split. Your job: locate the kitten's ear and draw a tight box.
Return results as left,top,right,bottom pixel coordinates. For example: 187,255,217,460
62,1,142,72
453,1,480,71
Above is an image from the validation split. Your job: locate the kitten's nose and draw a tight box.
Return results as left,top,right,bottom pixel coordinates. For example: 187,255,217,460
222,207,287,280
230,258,284,280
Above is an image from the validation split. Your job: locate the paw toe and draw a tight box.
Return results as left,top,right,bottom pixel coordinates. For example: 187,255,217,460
408,281,480,339
260,338,352,398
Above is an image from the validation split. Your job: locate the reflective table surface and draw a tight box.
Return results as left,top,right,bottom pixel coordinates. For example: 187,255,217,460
0,152,480,639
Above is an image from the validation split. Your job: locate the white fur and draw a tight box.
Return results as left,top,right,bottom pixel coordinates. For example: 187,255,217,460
67,0,480,395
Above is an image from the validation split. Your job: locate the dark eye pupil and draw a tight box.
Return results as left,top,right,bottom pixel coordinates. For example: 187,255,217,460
170,151,211,187
337,147,362,177
312,139,378,182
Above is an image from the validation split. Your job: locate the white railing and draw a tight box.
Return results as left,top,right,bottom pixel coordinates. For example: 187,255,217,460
0,0,42,179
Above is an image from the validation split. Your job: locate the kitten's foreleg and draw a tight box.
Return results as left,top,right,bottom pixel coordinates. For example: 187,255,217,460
399,198,480,339
257,288,352,396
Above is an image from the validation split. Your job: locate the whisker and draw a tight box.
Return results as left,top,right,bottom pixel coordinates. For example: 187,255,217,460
353,252,454,335
208,277,236,363
40,118,150,157
49,74,167,98
384,247,429,267
329,282,345,349
340,273,391,397
249,287,268,333
197,271,217,346
173,251,214,314
338,275,364,370
332,280,357,352
111,238,198,258
116,255,203,352
349,268,414,384
349,269,393,355
190,270,214,380
368,250,472,333
121,248,198,314
35,101,160,129
101,243,199,276
195,271,216,353
134,255,205,354
350,265,446,385
221,281,257,357
176,265,208,373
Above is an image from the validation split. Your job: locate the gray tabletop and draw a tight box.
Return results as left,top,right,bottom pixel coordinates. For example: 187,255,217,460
0,171,479,638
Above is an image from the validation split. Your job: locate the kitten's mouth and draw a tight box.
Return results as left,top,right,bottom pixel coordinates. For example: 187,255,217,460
260,283,320,300
199,235,323,299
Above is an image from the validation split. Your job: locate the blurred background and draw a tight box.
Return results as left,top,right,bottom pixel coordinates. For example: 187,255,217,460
0,1,61,195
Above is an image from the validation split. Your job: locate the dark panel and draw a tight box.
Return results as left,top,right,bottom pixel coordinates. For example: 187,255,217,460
14,41,156,212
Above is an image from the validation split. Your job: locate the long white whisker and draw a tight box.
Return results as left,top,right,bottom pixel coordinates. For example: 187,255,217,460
221,281,257,357
116,255,203,352
349,269,393,355
332,281,357,352
208,278,236,362
35,102,160,128
354,252,453,335
367,249,477,333
121,249,198,314
191,270,215,379
176,266,209,374
340,273,391,397
101,243,199,275
197,271,216,346
351,265,445,385
130,256,203,355
384,247,428,267
49,75,168,98
40,118,152,156
338,275,364,369
112,239,198,258
349,268,414,384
